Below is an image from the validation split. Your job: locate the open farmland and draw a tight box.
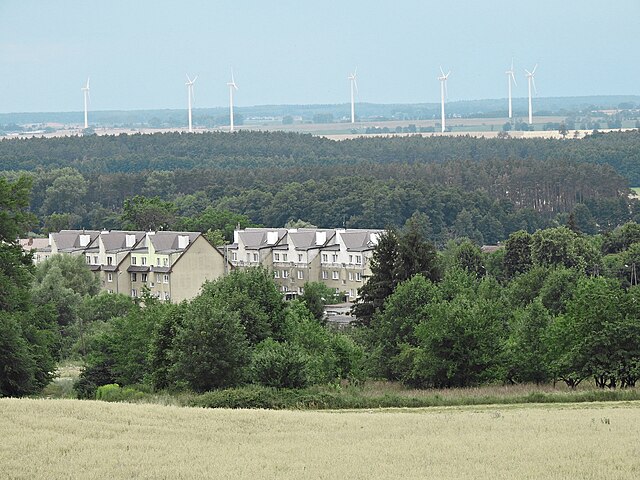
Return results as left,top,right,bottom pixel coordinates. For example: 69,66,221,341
2,398,639,479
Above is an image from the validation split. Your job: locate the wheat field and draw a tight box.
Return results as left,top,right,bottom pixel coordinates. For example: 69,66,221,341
1,398,639,479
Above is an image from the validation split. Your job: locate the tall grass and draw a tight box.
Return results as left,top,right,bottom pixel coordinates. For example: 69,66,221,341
2,398,640,480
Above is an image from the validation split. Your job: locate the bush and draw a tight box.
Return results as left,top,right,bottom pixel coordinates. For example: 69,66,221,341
251,340,310,388
95,383,147,402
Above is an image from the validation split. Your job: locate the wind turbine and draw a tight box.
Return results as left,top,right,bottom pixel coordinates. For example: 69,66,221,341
506,60,517,119
525,64,538,125
348,68,358,124
185,74,197,133
438,67,450,133
81,77,90,129
227,70,238,132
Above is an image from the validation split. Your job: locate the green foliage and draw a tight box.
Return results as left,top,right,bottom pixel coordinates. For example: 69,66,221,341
411,293,506,388
300,281,339,322
504,300,552,384
504,230,532,277
121,195,177,231
370,275,439,379
200,267,286,345
250,339,310,389
0,176,58,397
352,229,398,325
95,383,146,402
170,295,250,392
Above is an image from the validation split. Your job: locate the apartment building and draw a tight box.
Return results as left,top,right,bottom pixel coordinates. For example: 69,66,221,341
226,227,381,301
29,230,228,303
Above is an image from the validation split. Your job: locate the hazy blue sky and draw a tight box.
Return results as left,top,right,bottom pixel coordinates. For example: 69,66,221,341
0,1,637,113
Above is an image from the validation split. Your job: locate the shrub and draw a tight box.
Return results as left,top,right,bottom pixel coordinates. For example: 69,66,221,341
251,339,310,389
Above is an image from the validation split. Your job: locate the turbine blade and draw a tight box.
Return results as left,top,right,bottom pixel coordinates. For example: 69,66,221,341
510,58,514,71
193,75,198,83
525,69,531,76
86,77,90,89
186,74,192,83
511,72,517,86
354,78,358,93
440,66,445,76
532,77,537,94
532,64,538,75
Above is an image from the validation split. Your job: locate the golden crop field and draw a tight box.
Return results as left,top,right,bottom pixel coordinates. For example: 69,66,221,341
1,398,639,479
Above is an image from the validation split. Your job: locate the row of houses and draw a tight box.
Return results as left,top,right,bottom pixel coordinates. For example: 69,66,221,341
21,227,382,303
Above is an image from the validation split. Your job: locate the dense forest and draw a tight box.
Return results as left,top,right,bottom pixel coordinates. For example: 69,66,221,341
1,130,639,245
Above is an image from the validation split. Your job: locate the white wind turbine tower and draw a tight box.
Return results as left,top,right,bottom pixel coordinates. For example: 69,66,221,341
348,68,358,124
438,67,451,133
525,64,538,125
81,77,90,129
227,70,239,132
185,74,198,133
505,60,517,119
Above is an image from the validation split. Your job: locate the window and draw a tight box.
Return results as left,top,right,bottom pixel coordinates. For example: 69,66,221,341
164,292,170,301
107,289,113,294
107,273,113,282
131,273,137,282
141,257,147,266
85,255,90,264
253,253,258,262
163,258,169,267
232,252,237,261
141,273,148,283
132,256,137,265
335,288,340,294
297,270,304,280
349,289,354,298
299,287,304,294
157,258,161,266
356,255,362,264
332,271,339,280
274,270,280,278
94,256,98,264
282,270,289,279
298,254,303,262
322,271,328,279
131,289,138,298
156,273,162,283
282,286,289,292
356,272,362,281
282,253,288,262
322,254,328,263
274,253,280,261
332,254,338,263
348,272,353,281
163,274,169,284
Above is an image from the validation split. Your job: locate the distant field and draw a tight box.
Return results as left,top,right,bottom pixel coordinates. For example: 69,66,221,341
2,398,639,479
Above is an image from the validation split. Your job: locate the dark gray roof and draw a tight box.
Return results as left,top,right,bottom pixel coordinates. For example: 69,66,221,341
100,231,146,252
148,231,201,253
52,230,101,252
127,266,150,273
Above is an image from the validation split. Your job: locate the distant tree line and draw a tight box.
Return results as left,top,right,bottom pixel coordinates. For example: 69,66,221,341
1,131,638,244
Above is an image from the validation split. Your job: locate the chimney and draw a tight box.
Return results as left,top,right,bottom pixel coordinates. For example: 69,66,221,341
178,235,190,249
266,231,278,245
79,234,91,247
315,231,326,245
125,234,136,248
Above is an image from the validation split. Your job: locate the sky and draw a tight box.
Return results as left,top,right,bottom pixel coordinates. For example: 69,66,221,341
0,0,638,113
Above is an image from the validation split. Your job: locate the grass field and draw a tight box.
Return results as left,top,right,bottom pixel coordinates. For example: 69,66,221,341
2,398,639,479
